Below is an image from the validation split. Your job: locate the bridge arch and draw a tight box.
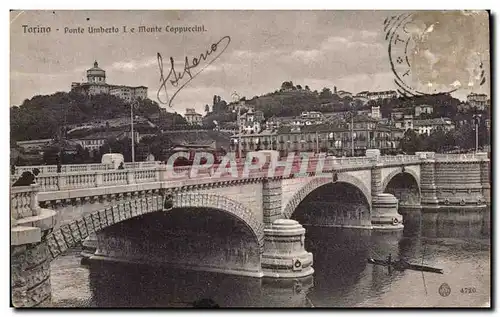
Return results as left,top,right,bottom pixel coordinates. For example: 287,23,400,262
382,169,421,207
381,167,420,194
282,173,371,220
46,192,264,261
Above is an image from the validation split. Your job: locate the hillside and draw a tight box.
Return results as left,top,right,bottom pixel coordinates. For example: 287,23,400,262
212,86,467,122
10,91,186,142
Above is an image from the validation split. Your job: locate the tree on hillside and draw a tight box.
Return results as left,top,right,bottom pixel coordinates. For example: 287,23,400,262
280,81,294,91
319,87,333,100
212,95,227,113
423,127,447,152
399,129,423,154
296,85,302,90
204,104,210,114
305,85,310,91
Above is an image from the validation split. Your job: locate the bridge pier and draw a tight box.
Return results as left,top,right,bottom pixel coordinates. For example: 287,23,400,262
369,150,403,231
417,152,442,209
11,185,58,307
417,152,488,209
478,153,491,205
261,219,314,278
370,194,403,230
262,179,283,227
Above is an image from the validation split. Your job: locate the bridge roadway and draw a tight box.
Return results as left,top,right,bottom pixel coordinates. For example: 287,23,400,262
10,151,491,307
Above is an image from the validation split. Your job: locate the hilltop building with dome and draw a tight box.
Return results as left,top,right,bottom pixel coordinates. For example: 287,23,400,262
71,61,148,103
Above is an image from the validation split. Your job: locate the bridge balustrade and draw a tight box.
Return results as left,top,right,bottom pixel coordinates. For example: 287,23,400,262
13,161,163,176
11,185,41,222
434,153,483,162
14,154,441,193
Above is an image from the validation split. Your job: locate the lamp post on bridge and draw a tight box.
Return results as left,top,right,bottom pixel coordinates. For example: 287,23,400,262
473,114,480,153
130,99,139,163
349,102,355,157
231,92,242,159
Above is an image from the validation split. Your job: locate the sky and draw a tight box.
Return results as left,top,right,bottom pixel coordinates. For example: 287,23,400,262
10,10,490,115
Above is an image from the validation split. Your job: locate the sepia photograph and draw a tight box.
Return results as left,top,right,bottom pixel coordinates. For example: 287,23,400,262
9,9,491,308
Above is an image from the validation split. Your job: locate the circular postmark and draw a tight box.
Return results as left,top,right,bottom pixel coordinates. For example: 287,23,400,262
438,283,451,297
384,11,489,98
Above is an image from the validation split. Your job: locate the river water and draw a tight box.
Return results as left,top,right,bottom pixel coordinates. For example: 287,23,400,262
49,209,491,308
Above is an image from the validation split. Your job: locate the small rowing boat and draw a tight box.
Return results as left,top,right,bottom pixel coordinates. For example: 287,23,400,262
367,258,443,274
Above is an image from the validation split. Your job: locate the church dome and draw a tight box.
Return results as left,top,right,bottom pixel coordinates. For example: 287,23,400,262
87,61,105,78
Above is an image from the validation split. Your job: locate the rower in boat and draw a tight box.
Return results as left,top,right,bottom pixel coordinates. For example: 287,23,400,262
367,256,443,274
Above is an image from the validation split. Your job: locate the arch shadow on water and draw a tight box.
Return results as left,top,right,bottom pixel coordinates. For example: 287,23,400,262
291,182,372,229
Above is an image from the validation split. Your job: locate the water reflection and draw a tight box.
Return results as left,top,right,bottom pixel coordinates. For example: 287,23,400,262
88,262,314,307
50,208,491,308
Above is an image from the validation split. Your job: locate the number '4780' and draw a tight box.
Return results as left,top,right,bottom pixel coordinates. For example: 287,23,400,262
461,287,476,294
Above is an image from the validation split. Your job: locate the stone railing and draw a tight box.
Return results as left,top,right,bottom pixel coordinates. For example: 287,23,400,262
34,167,161,192
17,153,481,194
329,156,372,166
434,153,486,162
378,155,420,164
11,184,58,245
13,161,163,175
11,185,58,307
11,185,42,222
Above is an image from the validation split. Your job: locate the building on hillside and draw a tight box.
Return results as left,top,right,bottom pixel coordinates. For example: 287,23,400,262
413,117,455,136
370,105,381,120
391,111,405,121
415,104,434,117
366,90,397,101
71,61,148,103
241,109,264,123
356,91,369,98
185,108,203,125
229,114,403,156
394,115,414,131
336,90,353,98
16,139,53,153
265,116,293,131
227,99,254,112
71,131,140,152
300,111,323,120
467,93,489,110
239,109,265,134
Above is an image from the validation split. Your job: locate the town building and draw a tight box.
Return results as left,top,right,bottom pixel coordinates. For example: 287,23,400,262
370,105,381,120
230,114,403,156
415,104,434,117
239,109,265,134
394,115,414,131
184,108,203,125
71,61,148,103
265,116,293,131
467,93,489,110
391,111,405,121
413,117,455,136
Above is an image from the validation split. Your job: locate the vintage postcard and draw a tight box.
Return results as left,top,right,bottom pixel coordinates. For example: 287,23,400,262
10,10,491,308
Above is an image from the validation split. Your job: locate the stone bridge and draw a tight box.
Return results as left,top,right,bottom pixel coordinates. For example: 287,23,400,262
10,151,490,306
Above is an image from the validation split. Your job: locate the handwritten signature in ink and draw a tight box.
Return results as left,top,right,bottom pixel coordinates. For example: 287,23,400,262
157,35,231,107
